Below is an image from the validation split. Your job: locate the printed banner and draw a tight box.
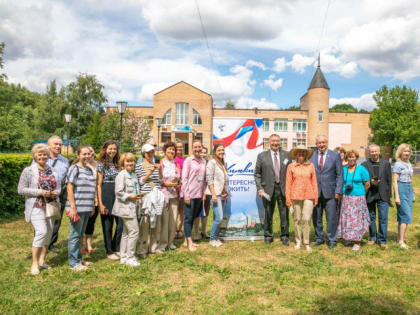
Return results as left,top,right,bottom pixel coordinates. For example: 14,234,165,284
212,118,265,240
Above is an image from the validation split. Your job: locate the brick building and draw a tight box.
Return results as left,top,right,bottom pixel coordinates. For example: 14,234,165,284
107,65,372,156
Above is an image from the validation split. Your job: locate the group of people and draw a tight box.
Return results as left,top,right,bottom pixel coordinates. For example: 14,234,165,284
18,133,415,275
255,134,414,252
18,136,229,274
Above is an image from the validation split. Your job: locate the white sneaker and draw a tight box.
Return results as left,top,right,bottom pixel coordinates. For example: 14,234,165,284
125,258,140,267
294,242,301,250
215,240,223,246
169,244,177,250
305,245,312,252
352,244,361,251
399,242,409,249
209,240,221,247
120,258,127,265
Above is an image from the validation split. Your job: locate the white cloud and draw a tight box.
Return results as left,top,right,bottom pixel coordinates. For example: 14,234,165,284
235,97,279,110
245,60,267,70
263,74,283,91
330,93,376,111
287,54,315,73
273,57,286,73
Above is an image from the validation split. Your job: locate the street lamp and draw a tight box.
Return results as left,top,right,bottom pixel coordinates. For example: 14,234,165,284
116,101,128,152
64,114,72,155
156,118,162,154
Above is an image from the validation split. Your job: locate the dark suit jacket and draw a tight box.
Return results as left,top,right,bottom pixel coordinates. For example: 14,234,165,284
254,149,290,197
309,149,343,199
362,158,392,204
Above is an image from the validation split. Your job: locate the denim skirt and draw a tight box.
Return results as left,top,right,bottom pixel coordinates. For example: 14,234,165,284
397,182,413,224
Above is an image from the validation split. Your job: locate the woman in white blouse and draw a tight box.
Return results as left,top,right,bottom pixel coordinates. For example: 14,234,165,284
205,143,229,247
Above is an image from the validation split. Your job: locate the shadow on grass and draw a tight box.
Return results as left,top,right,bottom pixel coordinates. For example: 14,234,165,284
311,293,419,314
0,213,23,223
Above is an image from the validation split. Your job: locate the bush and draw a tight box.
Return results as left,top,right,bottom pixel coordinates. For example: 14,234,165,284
0,154,76,218
0,154,33,217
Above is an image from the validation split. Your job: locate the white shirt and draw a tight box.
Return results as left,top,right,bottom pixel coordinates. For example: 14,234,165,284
270,149,281,171
317,149,328,165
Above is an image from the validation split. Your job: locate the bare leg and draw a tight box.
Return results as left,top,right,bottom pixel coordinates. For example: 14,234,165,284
38,245,48,266
193,218,200,240
398,223,408,244
86,235,94,251
186,237,197,252
31,247,41,271
201,216,209,237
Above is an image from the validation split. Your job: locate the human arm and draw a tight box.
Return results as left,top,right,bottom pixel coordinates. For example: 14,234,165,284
285,164,292,207
254,153,264,197
96,169,107,214
182,158,191,205
393,173,400,205
206,160,218,203
17,168,44,197
335,152,343,199
311,164,318,206
66,182,77,220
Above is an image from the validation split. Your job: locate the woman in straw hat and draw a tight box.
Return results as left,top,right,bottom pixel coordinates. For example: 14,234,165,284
286,145,318,251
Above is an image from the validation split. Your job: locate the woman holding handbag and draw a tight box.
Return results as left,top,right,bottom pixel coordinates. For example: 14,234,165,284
112,153,141,266
66,146,97,271
18,144,61,275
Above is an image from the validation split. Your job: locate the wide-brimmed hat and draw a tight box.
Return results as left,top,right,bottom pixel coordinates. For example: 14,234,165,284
290,145,313,160
141,143,155,154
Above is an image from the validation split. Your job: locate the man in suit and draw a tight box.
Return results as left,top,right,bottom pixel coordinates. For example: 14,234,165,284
362,144,392,249
310,135,343,249
254,134,290,245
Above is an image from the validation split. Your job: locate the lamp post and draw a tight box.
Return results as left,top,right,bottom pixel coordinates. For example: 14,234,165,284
156,118,162,154
116,101,128,152
64,114,72,156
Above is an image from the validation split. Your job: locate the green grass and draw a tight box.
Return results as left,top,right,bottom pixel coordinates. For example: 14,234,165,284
1,176,420,314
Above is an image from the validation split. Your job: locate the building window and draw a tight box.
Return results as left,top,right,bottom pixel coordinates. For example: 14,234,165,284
292,132,307,147
192,109,202,125
263,118,269,131
263,138,269,149
318,111,323,122
175,102,189,125
293,119,307,131
274,119,288,131
280,138,288,151
161,132,171,144
161,109,172,125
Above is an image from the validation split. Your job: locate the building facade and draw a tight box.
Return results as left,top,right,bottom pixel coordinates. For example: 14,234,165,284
107,66,372,156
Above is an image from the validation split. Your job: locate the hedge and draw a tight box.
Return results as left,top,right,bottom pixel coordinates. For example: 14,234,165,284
0,154,76,218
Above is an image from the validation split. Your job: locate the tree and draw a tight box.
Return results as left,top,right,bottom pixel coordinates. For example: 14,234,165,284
369,85,420,150
282,105,300,111
225,100,236,109
0,42,7,81
330,103,358,113
82,112,105,151
63,73,107,139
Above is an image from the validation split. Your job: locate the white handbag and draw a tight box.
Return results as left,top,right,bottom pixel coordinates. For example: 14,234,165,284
45,199,61,220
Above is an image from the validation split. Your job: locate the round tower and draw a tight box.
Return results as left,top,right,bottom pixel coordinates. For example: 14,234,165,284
305,60,330,148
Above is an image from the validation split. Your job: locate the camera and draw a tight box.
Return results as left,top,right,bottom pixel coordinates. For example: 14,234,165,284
373,176,379,181
345,184,353,191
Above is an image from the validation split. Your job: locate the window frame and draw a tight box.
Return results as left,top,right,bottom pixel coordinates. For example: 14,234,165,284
175,102,189,125
192,109,203,126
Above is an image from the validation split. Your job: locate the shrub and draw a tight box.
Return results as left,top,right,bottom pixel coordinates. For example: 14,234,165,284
0,154,76,217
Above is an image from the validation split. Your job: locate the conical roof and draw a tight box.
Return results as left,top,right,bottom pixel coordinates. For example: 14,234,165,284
308,66,329,90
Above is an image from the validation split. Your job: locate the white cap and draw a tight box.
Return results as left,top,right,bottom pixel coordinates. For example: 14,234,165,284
141,143,155,154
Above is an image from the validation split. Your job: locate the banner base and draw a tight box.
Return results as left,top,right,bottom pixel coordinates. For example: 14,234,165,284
220,235,265,242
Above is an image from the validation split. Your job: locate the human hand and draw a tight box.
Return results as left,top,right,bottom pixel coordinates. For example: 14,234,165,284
184,198,190,206
395,197,400,206
42,190,51,198
50,191,57,198
258,189,264,197
335,193,341,200
69,207,78,220
212,195,218,204
99,204,108,215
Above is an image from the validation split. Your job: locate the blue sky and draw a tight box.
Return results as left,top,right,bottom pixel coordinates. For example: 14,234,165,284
2,0,420,111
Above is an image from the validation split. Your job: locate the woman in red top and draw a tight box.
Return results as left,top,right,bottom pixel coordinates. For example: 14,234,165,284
286,145,318,251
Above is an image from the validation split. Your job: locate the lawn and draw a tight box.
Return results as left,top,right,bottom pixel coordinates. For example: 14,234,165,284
0,176,419,314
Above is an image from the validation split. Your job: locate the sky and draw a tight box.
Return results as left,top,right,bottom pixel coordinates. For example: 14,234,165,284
2,0,420,111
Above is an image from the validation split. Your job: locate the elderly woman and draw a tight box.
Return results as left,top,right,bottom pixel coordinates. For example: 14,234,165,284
18,144,61,275
337,149,370,251
159,142,181,251
97,140,122,260
135,143,163,257
286,145,318,251
393,143,414,249
205,143,230,247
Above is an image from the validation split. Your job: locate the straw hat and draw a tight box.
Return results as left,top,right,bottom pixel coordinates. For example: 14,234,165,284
290,145,313,160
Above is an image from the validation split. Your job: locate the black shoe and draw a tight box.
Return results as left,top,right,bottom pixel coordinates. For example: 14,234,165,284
264,238,273,244
281,238,289,246
26,253,32,259
314,240,325,246
328,243,337,250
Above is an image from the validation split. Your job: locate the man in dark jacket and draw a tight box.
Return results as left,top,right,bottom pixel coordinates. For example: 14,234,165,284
362,144,392,249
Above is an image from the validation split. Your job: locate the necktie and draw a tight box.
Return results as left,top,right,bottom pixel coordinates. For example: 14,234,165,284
319,152,324,171
274,152,280,183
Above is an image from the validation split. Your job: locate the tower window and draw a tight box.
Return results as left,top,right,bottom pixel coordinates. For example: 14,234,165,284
318,111,323,122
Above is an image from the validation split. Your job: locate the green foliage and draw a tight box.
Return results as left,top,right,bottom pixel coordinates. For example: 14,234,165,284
0,42,6,81
82,112,105,151
370,85,420,150
224,100,236,109
330,103,358,113
0,154,33,216
282,105,300,111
